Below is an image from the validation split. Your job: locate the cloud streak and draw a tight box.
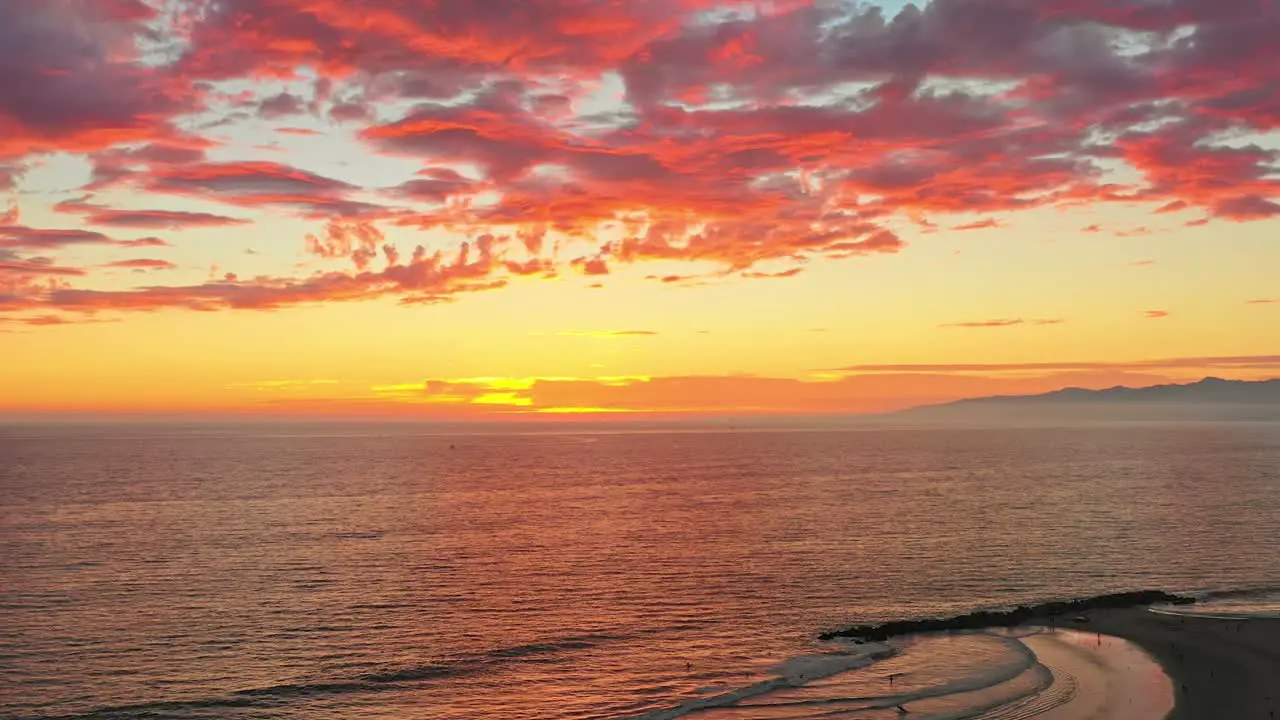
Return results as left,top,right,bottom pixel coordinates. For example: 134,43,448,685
105,259,177,270
551,330,659,338
828,355,1280,374
941,318,1065,329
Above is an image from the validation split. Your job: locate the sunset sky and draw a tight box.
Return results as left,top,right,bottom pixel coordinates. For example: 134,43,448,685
1,0,1277,417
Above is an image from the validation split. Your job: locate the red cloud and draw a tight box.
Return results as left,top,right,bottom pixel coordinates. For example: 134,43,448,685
3,0,1280,320
1,249,83,310
119,237,171,248
0,226,116,250
146,161,354,198
305,220,386,270
1214,195,1280,221
257,92,307,119
571,256,610,276
45,236,510,313
0,1,196,159
0,261,86,277
2,314,79,326
1,224,166,251
1,164,25,192
1143,310,1170,319
140,162,386,219
57,202,251,230
742,267,804,279
105,259,177,270
951,218,1004,231
392,170,479,203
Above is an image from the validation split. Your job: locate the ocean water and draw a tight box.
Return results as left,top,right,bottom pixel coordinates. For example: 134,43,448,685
2,421,1278,719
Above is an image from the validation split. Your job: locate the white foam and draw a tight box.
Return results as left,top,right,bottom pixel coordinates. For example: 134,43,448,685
766,643,893,683
620,643,892,720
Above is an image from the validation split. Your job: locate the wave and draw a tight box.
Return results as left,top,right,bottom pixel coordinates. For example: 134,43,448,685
1191,584,1280,602
617,642,894,720
1146,584,1280,618
17,633,627,720
616,631,1063,720
774,635,1047,713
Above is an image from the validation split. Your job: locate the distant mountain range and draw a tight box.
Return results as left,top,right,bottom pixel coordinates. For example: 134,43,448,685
901,377,1280,422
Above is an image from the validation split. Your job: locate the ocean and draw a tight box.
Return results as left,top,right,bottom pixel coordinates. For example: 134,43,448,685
2,421,1278,719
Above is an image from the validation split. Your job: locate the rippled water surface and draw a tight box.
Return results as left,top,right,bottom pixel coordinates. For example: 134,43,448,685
2,421,1278,719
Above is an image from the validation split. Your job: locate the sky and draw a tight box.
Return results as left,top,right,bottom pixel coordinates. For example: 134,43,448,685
1,0,1277,418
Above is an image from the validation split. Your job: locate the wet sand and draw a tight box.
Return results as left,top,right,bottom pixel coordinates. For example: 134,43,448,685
1017,629,1172,720
1077,608,1280,719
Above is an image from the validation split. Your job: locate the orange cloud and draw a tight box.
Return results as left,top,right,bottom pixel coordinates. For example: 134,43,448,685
193,365,1278,418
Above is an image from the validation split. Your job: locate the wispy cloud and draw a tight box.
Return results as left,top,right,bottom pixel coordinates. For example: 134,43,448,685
952,218,1004,231
941,318,1064,329
827,355,1280,374
227,379,343,390
550,330,658,338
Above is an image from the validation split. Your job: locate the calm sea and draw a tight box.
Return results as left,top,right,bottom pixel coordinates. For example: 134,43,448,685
2,421,1278,719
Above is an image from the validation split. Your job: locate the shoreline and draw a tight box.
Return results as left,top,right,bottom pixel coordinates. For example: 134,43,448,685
821,591,1280,718
1078,607,1280,720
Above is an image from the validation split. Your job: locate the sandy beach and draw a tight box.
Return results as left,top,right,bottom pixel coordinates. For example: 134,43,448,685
1079,608,1280,720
